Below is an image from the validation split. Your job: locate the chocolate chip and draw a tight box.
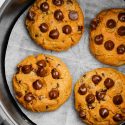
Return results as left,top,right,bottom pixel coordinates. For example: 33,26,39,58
86,94,95,104
49,29,59,39
62,25,72,34
16,92,22,98
24,93,34,103
36,67,47,77
104,78,114,89
94,34,104,45
79,110,86,119
69,11,78,21
39,23,49,33
96,91,106,101
37,60,46,67
113,95,123,105
33,80,43,90
113,114,123,122
51,68,60,79
22,65,33,74
106,19,116,28
118,26,125,36
40,2,49,12
49,89,59,99
78,84,87,95
78,26,83,31
27,11,35,21
52,0,64,6
104,40,114,51
99,108,109,118
118,13,125,22
92,75,102,85
54,10,64,21
117,44,125,54
90,20,98,30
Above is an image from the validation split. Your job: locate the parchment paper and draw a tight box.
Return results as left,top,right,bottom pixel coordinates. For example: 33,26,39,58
5,0,125,124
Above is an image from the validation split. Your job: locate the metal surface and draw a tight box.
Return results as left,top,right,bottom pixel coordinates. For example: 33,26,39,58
0,0,35,124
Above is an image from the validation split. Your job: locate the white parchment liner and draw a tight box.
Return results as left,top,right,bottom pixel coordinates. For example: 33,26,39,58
5,0,125,124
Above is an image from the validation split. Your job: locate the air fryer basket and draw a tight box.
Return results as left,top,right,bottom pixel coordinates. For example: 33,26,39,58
0,0,35,124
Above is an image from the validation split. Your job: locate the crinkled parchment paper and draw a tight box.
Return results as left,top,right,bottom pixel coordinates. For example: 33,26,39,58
5,0,125,124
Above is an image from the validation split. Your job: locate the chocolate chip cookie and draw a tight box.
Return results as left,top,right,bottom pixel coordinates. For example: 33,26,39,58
13,54,72,112
90,9,125,66
75,68,125,125
26,0,84,51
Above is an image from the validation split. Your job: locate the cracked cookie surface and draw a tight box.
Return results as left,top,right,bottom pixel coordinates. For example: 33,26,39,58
26,0,84,51
75,68,125,125
90,9,125,66
13,54,72,112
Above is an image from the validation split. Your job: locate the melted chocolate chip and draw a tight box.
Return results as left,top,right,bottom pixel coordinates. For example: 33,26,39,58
16,92,22,98
24,93,34,103
37,60,46,67
92,75,102,85
117,26,125,36
96,91,106,101
104,40,114,51
118,13,125,22
79,110,86,119
54,10,64,21
99,108,109,118
86,94,95,104
62,25,72,34
113,114,123,122
78,84,87,95
49,89,59,99
94,34,104,45
69,11,78,21
113,95,123,105
33,80,43,90
22,65,33,74
40,2,49,12
52,0,64,6
106,19,116,28
117,44,125,54
36,67,47,77
104,78,114,89
39,23,49,33
49,29,59,39
27,11,35,21
51,68,60,79
78,26,83,31
90,20,98,30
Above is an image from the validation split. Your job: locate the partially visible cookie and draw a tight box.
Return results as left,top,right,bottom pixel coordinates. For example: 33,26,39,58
75,68,125,125
13,54,72,112
90,9,125,66
26,0,84,51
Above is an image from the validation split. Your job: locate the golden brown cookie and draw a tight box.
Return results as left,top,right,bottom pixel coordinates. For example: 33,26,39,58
26,0,84,51
74,68,125,125
90,9,125,66
13,54,72,112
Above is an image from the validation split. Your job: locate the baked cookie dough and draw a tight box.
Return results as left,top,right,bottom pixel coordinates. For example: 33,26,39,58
75,68,125,125
90,9,125,66
26,0,84,51
13,54,72,112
